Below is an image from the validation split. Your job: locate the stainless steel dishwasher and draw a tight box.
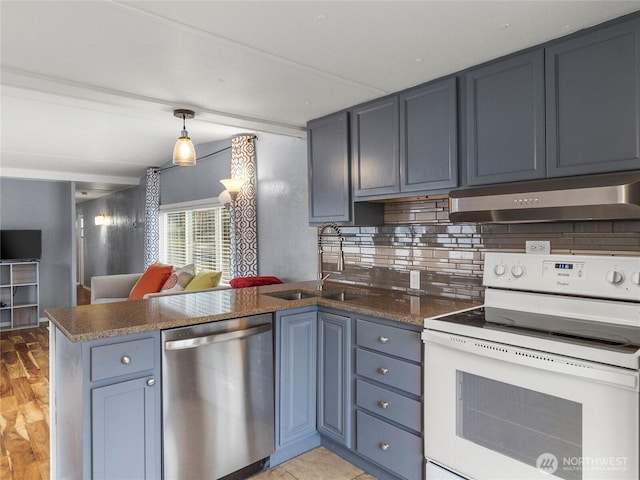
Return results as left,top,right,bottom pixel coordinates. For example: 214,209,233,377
162,314,275,480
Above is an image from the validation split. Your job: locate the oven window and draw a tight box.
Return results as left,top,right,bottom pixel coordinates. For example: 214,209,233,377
457,371,582,480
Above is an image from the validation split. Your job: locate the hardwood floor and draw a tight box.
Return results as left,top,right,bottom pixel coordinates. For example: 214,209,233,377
77,284,91,306
0,283,87,480
0,324,50,480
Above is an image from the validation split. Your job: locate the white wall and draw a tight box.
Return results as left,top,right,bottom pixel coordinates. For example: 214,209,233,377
256,132,316,282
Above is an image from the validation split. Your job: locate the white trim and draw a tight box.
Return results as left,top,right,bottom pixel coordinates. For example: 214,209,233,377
0,167,140,185
159,197,223,213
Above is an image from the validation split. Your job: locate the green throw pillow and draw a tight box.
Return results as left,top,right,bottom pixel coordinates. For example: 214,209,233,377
184,270,222,291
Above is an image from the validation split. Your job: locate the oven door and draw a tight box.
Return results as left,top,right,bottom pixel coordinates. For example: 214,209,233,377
424,330,639,480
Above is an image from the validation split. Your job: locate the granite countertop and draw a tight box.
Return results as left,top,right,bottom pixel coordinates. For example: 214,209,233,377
45,280,482,342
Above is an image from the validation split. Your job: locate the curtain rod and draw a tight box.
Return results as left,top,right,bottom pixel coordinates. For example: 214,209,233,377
158,145,232,173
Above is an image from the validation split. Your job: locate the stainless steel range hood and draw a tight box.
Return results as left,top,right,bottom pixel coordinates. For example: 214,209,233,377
449,171,640,223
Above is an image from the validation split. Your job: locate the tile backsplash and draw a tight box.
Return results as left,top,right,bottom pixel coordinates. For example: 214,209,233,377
321,198,640,301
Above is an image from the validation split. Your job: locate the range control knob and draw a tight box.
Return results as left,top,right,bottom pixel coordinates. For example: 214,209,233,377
511,265,525,278
631,272,640,286
494,264,507,276
606,270,625,285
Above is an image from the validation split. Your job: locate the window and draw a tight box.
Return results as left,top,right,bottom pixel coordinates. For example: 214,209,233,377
160,200,231,284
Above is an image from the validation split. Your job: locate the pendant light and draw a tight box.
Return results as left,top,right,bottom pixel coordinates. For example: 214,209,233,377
172,109,196,166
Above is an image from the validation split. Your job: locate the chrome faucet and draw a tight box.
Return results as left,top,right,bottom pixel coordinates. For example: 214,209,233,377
317,222,345,290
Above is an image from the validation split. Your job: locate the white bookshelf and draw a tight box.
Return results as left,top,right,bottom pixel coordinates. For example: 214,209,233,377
0,261,39,330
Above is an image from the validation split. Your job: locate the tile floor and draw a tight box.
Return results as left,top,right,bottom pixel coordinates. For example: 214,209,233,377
252,447,377,480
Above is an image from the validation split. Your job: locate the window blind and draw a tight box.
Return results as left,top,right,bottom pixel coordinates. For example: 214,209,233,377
160,205,231,284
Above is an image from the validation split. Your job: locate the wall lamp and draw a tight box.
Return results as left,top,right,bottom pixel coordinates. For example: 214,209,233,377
94,213,111,226
172,109,196,166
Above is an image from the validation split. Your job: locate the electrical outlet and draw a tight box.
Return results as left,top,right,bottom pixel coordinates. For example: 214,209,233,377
410,270,421,289
410,296,421,315
526,240,550,254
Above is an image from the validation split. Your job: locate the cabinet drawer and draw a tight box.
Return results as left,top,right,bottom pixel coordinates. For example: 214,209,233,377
356,319,421,362
356,348,420,396
91,338,155,382
356,410,422,480
356,379,421,432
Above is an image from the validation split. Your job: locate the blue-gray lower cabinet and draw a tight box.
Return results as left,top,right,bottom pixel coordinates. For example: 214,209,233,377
91,376,158,480
52,328,161,480
353,316,422,480
317,310,352,447
271,308,321,466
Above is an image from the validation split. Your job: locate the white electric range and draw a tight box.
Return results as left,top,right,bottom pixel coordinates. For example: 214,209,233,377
423,252,640,480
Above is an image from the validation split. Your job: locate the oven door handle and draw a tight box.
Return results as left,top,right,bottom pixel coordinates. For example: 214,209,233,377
424,329,639,390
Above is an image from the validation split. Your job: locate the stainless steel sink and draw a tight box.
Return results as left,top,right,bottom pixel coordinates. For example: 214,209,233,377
322,292,365,302
264,290,317,301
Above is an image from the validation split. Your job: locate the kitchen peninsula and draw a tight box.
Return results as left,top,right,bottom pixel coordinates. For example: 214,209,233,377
46,281,479,480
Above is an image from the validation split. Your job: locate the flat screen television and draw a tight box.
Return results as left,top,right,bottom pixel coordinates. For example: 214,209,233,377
1,230,42,261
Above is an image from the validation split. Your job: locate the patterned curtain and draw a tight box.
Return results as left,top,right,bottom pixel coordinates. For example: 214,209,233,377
144,167,160,268
230,135,258,277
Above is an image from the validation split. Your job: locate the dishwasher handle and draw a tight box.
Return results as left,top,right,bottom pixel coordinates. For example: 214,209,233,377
164,323,272,351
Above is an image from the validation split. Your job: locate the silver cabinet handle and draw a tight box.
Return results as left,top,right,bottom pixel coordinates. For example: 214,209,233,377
379,336,389,344
147,378,155,387
378,367,389,375
121,356,131,365
380,443,390,451
379,401,389,409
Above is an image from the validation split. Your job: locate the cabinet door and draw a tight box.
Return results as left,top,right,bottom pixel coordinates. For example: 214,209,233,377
546,18,640,177
400,77,458,193
276,309,318,446
352,97,400,197
465,50,546,185
91,376,160,480
308,111,352,223
317,311,352,446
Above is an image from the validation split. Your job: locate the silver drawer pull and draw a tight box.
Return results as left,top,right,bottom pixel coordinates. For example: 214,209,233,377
147,378,155,387
380,443,390,451
379,401,389,409
378,367,389,375
121,356,131,365
379,336,389,344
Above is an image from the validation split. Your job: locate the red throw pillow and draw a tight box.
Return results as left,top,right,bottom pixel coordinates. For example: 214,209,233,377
128,264,173,300
229,276,283,288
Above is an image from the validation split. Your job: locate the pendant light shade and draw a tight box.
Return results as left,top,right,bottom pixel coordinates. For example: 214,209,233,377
172,109,196,166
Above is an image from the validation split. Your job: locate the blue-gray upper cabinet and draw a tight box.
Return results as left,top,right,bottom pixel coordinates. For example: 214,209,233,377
400,77,458,193
352,96,401,197
317,310,352,447
546,18,640,177
465,50,546,186
308,111,352,223
272,308,320,465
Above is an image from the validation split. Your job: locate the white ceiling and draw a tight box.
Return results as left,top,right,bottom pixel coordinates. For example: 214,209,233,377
2,1,640,200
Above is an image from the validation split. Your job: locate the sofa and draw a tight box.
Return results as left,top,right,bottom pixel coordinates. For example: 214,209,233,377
90,272,230,304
